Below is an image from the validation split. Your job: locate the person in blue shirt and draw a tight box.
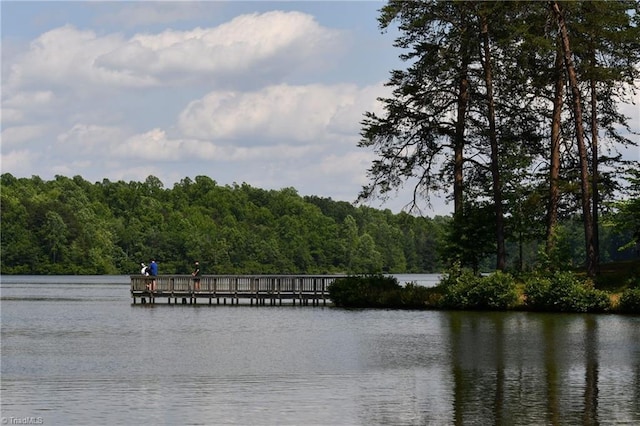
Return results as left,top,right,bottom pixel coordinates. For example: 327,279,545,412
149,260,158,276
149,259,158,291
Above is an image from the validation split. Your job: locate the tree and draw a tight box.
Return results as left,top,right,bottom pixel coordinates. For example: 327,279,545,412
440,202,495,274
360,1,639,275
573,0,640,272
359,0,478,215
42,211,67,264
477,3,506,270
546,47,565,255
360,1,543,270
608,169,640,253
549,0,640,276
551,1,596,277
351,233,383,274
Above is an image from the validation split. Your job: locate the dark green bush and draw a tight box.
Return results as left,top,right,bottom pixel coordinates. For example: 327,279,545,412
328,275,442,309
524,271,610,313
328,274,402,308
401,283,441,309
618,288,640,314
440,270,518,310
626,273,640,289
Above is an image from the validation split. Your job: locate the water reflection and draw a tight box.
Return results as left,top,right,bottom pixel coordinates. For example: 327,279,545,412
445,312,640,425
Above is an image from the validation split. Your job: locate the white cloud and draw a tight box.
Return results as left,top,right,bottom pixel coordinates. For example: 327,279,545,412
2,91,56,126
56,123,127,156
2,108,24,124
113,128,216,161
97,10,342,84
6,25,156,93
1,124,49,147
113,127,326,165
0,149,38,175
327,83,390,136
51,160,92,177
178,82,388,144
317,151,375,183
3,90,54,108
3,11,341,95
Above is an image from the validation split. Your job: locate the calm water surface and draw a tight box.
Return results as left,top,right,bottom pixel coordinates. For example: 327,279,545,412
1,275,639,425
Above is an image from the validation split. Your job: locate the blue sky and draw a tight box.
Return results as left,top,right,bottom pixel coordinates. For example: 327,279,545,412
1,1,638,216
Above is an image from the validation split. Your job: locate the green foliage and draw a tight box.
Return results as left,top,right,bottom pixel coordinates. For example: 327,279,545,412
349,233,383,274
0,174,445,275
401,283,441,309
1,173,636,283
439,266,519,310
537,224,575,271
617,288,640,314
523,271,610,313
615,265,640,314
607,169,640,253
328,275,402,308
328,275,444,309
440,205,496,274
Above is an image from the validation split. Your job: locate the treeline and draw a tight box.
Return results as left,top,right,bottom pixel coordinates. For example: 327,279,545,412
1,173,636,276
0,174,446,275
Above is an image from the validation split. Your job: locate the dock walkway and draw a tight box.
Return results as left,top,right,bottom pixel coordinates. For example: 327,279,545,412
130,274,344,306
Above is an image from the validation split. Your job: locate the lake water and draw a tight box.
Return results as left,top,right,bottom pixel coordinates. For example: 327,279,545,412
1,275,639,425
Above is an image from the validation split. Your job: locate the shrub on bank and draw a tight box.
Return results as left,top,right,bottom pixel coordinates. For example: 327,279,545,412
524,271,610,313
328,275,441,309
617,288,640,314
439,269,519,310
328,275,402,308
401,283,442,309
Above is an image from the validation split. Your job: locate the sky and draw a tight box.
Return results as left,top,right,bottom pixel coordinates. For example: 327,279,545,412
1,1,638,217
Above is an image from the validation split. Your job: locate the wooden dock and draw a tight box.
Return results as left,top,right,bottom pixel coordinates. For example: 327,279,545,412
130,274,344,306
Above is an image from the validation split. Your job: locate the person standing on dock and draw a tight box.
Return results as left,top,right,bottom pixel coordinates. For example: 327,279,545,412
191,261,201,291
149,259,158,291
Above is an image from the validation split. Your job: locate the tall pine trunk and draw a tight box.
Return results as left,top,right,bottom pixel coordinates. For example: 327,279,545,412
546,47,564,256
551,1,596,277
454,78,467,218
480,14,506,271
454,11,472,217
589,63,600,274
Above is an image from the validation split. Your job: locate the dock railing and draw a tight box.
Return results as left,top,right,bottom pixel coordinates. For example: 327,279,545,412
130,274,345,306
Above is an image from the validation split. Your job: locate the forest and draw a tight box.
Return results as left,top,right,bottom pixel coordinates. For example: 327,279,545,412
0,173,636,276
0,173,439,275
